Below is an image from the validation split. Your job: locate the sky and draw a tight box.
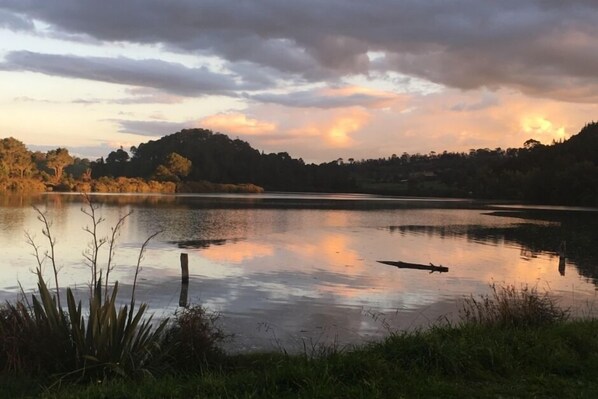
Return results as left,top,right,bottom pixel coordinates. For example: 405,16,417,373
1,1,597,163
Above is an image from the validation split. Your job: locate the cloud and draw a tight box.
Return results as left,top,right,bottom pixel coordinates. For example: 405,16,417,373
200,113,277,135
27,142,123,160
250,86,400,109
351,88,596,158
74,88,186,105
0,9,32,31
2,1,598,101
114,119,187,137
450,91,500,112
0,51,246,96
319,108,370,148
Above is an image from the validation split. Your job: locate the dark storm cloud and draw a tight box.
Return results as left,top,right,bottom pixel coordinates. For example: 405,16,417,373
0,9,32,31
0,51,247,96
1,1,598,102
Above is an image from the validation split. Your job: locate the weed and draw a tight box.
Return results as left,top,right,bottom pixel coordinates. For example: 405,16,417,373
460,283,570,327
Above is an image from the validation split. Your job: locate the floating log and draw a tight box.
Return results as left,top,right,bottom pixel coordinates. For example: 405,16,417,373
377,260,449,273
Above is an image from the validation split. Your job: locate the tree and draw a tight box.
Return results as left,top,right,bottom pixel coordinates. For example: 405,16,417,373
153,153,192,182
0,137,34,178
46,148,74,182
165,153,192,179
66,157,92,179
523,139,542,149
106,147,130,164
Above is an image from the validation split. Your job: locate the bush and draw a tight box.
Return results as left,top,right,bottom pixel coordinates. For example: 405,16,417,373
163,305,226,370
460,284,569,327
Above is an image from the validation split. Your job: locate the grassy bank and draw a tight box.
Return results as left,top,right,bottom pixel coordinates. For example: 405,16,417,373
3,318,598,398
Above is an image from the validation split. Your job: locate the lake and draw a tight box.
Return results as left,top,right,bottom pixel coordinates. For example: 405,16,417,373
1,192,597,353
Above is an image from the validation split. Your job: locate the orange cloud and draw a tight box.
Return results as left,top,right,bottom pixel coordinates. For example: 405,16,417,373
521,116,566,140
326,109,369,147
289,107,370,148
200,112,277,135
358,87,597,158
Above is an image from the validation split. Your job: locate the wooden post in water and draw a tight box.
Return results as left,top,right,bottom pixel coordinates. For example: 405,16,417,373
179,253,189,307
180,253,189,284
558,241,566,276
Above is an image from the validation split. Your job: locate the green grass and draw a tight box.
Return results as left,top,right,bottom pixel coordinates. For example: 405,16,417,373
3,318,598,398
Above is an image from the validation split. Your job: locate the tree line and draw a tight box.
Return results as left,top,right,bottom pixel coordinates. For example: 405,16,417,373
343,122,598,206
2,122,598,205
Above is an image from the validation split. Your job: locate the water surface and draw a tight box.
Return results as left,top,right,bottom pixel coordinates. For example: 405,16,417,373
1,193,597,352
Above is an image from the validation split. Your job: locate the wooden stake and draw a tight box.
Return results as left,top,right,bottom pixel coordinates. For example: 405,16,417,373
179,253,189,307
180,253,189,284
179,282,189,307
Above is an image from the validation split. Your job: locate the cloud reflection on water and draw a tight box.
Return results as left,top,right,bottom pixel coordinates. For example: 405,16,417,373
2,194,597,352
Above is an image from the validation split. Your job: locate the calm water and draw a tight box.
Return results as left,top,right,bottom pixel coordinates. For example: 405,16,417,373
1,193,598,352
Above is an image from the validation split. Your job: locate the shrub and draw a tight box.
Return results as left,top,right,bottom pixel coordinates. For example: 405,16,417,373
163,305,226,371
460,283,569,327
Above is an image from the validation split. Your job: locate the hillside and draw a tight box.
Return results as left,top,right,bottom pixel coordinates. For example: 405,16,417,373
91,128,355,192
2,122,598,205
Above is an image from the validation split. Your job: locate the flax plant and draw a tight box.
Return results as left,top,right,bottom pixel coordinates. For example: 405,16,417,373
0,195,167,379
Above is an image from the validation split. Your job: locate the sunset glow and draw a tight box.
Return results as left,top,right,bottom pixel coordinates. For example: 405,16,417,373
1,2,596,161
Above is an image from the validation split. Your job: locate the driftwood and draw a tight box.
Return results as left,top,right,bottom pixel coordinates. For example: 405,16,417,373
377,260,449,273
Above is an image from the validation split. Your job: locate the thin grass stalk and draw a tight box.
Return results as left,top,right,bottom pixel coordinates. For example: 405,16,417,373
104,210,132,302
128,231,161,325
81,193,107,295
31,206,61,308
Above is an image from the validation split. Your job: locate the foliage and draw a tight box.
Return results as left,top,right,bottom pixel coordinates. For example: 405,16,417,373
64,279,168,379
0,272,167,380
106,147,130,164
0,198,166,380
89,176,176,193
0,197,226,382
0,177,46,192
460,283,570,327
176,180,264,193
157,152,192,181
46,148,74,182
0,137,34,178
162,305,226,370
6,317,598,398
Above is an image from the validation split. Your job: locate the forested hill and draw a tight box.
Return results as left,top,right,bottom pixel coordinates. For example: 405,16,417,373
92,129,354,192
344,121,598,206
89,122,598,205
